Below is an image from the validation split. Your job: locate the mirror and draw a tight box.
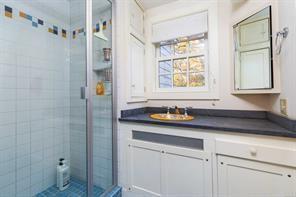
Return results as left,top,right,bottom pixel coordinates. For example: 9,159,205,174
233,6,273,90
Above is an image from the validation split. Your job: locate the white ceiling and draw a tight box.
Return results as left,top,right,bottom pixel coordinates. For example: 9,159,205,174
138,0,179,10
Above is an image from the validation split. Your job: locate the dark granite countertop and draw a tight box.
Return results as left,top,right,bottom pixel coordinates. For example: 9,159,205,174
119,108,296,138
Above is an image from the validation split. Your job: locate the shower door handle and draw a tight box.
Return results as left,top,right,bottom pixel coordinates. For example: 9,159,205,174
80,86,89,100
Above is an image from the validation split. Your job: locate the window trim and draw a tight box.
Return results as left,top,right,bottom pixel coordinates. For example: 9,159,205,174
155,37,209,93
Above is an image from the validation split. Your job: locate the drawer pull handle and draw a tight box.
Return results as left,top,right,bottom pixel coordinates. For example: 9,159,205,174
250,147,257,156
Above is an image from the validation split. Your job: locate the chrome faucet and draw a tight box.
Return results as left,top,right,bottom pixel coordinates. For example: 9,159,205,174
184,107,192,116
162,106,171,115
174,106,180,114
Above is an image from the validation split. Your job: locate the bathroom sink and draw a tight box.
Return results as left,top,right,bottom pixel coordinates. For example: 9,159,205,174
150,113,194,121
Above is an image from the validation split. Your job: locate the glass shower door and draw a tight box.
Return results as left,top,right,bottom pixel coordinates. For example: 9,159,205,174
91,0,115,195
69,0,89,193
71,0,115,196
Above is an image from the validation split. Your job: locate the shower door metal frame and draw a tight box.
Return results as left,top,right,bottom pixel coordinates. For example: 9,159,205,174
85,0,118,196
110,0,118,187
85,0,94,195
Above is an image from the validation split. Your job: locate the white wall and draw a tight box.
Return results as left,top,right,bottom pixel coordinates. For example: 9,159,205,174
143,0,296,119
114,0,272,113
117,0,296,118
270,0,296,119
143,0,271,111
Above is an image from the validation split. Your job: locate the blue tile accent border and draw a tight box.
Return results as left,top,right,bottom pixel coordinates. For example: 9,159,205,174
4,5,12,12
1,3,68,38
38,18,44,25
26,14,32,21
32,21,38,27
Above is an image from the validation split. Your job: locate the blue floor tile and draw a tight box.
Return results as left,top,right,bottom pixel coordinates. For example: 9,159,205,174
36,178,104,197
106,186,122,197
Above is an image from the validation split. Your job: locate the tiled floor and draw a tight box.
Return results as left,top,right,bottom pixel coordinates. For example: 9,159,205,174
36,178,104,197
105,186,122,197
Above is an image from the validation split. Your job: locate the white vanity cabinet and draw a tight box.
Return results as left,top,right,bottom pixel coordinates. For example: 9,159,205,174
216,139,296,197
217,155,296,197
126,139,213,197
121,124,296,197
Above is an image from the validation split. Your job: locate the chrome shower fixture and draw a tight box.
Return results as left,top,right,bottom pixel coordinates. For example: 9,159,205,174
275,27,289,55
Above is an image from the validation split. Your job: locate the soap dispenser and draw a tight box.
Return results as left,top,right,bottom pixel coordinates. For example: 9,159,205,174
57,158,70,191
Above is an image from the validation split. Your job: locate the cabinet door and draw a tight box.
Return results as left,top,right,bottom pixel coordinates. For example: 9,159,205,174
217,155,296,197
129,35,145,99
127,139,213,197
129,0,144,39
127,140,162,196
162,146,213,197
234,10,273,90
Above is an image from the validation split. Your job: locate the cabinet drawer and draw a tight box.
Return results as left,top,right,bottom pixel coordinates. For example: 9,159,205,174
216,139,296,167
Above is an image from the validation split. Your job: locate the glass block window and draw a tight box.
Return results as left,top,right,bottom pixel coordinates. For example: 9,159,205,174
157,34,208,90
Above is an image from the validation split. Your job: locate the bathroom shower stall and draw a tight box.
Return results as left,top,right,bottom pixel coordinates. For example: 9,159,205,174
0,0,117,196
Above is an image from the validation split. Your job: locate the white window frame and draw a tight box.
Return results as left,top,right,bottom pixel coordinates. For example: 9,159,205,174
155,36,209,93
145,2,220,100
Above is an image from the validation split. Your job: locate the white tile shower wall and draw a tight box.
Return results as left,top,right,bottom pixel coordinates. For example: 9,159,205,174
0,0,70,196
69,0,87,183
69,41,89,181
69,1,113,190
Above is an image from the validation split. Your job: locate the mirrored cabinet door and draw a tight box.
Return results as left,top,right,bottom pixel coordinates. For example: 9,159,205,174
234,6,273,90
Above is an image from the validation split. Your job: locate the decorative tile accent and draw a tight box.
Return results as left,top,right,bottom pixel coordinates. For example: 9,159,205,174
95,23,100,32
53,25,58,35
32,21,38,27
38,19,44,25
78,28,84,34
19,11,26,18
103,21,107,30
2,3,68,38
73,19,111,39
26,14,32,21
62,29,67,38
4,6,12,18
73,30,76,39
